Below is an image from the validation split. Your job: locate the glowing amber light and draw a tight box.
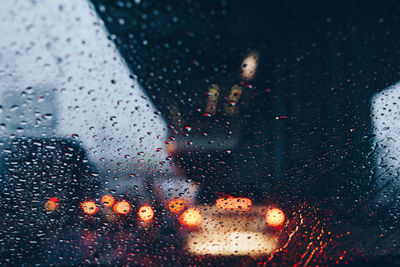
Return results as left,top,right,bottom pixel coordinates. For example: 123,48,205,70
101,195,115,207
44,197,59,212
138,205,154,222
168,199,186,214
216,197,252,211
81,201,98,215
113,200,131,215
179,208,202,227
265,208,285,227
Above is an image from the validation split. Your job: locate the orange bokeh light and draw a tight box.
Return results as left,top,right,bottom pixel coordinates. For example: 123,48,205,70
138,205,154,222
44,197,59,212
179,208,202,227
216,197,252,211
265,207,285,227
113,200,131,215
81,200,98,215
168,199,186,214
101,194,115,207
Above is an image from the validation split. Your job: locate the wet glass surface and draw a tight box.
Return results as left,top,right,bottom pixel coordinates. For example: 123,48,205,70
1,0,400,265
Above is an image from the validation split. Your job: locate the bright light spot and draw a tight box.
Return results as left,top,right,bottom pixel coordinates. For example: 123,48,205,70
81,201,98,215
101,194,115,207
138,205,154,222
179,208,202,227
186,205,277,256
168,199,186,214
44,197,59,212
187,231,277,256
216,197,252,211
113,200,131,215
265,207,285,227
371,82,400,205
241,52,259,80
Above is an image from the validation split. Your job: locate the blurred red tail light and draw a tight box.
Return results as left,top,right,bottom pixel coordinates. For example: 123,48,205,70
81,200,98,215
138,205,154,222
101,194,115,207
265,207,285,228
179,208,202,227
113,200,131,215
44,197,60,212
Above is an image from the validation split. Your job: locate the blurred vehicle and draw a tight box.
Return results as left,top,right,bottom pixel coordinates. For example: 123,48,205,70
162,52,291,257
183,197,285,256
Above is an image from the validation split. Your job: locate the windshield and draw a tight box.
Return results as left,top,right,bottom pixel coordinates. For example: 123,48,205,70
1,0,400,265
